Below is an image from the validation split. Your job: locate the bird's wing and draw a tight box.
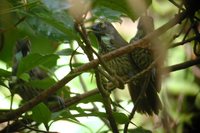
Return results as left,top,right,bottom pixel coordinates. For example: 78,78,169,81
130,47,153,70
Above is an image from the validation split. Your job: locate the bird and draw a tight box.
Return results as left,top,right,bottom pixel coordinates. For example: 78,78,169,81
9,38,64,108
9,39,42,101
129,16,162,115
92,17,162,115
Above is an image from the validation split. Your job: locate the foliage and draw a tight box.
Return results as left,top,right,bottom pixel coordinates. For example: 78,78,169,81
0,0,200,132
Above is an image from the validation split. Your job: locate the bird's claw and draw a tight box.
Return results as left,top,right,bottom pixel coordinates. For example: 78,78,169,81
113,75,125,89
105,74,125,90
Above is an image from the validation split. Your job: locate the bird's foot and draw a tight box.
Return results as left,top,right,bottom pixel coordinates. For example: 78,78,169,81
105,74,125,90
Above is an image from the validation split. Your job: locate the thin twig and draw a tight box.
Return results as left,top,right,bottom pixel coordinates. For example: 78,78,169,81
95,69,119,133
168,0,185,11
23,124,56,133
167,57,200,72
172,19,188,40
1,16,26,33
170,35,199,48
0,1,39,15
69,45,79,71
182,20,194,41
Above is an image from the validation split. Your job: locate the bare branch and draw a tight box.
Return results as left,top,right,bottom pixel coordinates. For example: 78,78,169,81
170,35,199,48
167,57,200,72
95,69,119,133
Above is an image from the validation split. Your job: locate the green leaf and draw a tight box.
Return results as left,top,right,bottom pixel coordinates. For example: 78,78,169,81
29,5,77,41
28,77,56,89
56,48,82,56
0,69,11,77
113,112,129,124
42,0,70,11
17,54,41,76
128,127,152,133
40,54,59,68
51,109,79,123
80,93,103,103
17,53,59,76
93,0,152,21
18,2,76,41
74,112,107,118
19,73,30,82
74,106,86,114
51,109,72,120
0,28,26,63
30,37,57,54
92,6,123,22
88,31,99,49
32,103,51,125
0,80,8,88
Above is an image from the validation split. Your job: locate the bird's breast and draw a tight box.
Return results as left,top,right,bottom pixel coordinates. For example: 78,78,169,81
105,55,134,80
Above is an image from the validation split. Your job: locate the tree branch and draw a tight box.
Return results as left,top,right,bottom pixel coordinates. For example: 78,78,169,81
170,35,199,48
167,57,200,72
95,69,119,133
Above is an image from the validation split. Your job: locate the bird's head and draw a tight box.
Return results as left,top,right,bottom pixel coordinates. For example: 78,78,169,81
16,39,30,55
91,21,127,52
15,38,31,62
12,38,31,76
92,21,116,37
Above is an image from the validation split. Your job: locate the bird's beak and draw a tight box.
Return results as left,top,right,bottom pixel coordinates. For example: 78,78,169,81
91,24,99,31
86,24,99,32
87,24,103,35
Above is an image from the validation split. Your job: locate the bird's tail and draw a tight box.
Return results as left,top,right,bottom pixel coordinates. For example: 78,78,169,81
128,77,162,115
